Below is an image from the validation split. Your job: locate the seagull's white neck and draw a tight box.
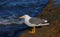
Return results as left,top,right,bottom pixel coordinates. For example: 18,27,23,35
24,15,32,26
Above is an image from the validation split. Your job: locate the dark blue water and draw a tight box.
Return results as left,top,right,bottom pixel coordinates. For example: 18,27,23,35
54,0,60,6
0,0,49,37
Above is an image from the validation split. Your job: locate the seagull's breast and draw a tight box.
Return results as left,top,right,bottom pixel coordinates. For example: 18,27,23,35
24,18,32,27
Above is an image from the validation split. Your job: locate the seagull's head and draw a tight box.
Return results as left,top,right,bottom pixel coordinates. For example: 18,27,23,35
19,15,31,19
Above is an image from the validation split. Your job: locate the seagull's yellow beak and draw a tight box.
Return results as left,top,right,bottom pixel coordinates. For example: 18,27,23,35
19,16,24,19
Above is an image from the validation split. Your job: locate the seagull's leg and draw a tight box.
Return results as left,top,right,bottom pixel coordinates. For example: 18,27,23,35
29,26,36,34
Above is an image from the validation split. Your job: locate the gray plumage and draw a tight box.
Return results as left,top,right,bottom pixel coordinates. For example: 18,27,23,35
29,17,47,25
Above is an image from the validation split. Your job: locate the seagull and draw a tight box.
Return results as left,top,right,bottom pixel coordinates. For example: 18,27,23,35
19,15,49,34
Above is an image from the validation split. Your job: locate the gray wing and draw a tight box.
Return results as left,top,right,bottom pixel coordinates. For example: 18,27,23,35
29,17,46,25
